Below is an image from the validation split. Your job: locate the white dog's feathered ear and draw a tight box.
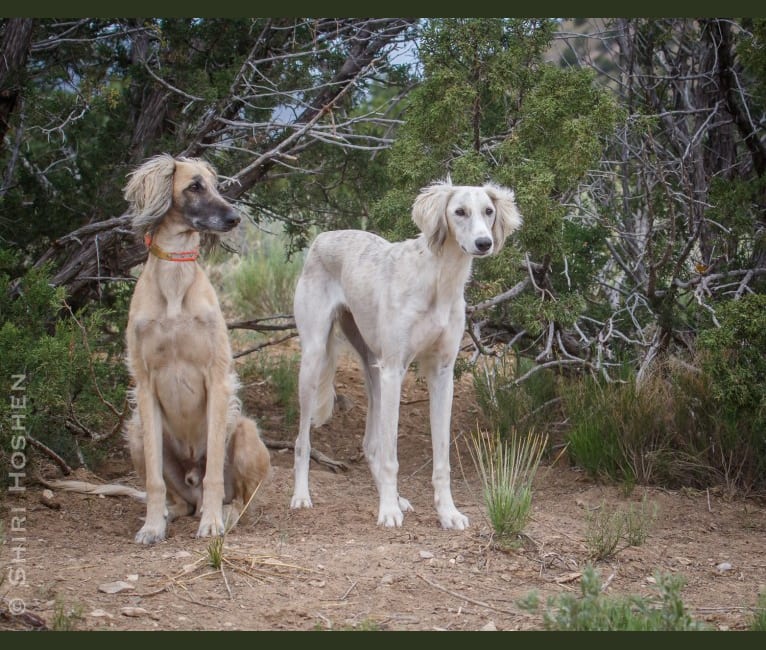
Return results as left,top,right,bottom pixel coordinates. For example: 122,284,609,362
412,180,453,252
483,182,522,254
123,154,177,236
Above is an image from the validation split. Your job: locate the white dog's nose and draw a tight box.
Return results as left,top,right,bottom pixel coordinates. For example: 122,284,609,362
475,237,492,253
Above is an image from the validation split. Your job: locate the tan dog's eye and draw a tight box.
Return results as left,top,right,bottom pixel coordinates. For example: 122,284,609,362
188,182,203,192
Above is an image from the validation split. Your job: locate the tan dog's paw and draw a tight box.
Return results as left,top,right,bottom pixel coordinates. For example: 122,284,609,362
134,523,166,545
197,513,226,538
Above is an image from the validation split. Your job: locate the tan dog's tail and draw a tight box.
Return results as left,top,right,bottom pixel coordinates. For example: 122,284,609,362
42,479,146,502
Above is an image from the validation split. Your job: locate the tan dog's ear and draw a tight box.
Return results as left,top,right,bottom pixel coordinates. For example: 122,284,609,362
483,183,522,254
412,180,453,252
123,154,177,236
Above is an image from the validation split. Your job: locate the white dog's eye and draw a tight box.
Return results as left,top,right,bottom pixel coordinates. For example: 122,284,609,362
485,207,494,216
455,208,466,217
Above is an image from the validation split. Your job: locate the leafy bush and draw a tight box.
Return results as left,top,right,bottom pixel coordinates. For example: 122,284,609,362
584,497,658,560
694,294,766,491
0,252,128,472
562,373,674,486
472,352,559,440
519,565,707,630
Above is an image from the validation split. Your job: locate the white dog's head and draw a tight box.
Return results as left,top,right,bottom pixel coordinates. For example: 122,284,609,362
412,179,522,256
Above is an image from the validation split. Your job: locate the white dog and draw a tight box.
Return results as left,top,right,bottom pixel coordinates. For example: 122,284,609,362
290,180,522,529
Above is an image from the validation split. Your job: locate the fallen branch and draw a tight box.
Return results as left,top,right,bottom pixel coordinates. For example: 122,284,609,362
233,332,298,359
261,437,348,472
228,315,296,331
27,435,73,475
416,573,517,616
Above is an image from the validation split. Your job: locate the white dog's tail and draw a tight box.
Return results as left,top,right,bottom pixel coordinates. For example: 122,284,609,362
311,327,340,427
42,479,146,502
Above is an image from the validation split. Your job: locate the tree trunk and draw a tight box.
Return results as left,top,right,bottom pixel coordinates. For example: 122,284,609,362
0,18,35,148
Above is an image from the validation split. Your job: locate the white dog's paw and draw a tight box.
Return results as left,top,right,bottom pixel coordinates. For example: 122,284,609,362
439,509,469,531
290,494,313,509
398,495,414,512
197,512,226,538
377,506,404,527
134,523,166,545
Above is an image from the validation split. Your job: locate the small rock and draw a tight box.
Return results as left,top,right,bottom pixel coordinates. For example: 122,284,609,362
419,550,434,560
120,606,150,618
98,580,135,594
481,621,498,631
380,574,395,585
40,489,61,510
308,579,326,588
174,550,192,559
715,562,732,573
126,574,139,582
89,609,113,619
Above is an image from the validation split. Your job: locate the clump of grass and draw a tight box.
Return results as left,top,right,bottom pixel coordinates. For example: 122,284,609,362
468,429,548,543
585,496,658,560
207,535,225,570
750,591,766,631
584,505,626,561
52,598,84,631
518,565,707,631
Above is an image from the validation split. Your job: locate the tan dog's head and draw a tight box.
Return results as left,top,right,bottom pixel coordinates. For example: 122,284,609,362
412,179,522,256
123,154,240,238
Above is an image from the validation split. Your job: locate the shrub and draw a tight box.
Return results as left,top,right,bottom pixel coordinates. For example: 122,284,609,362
472,352,559,439
0,253,129,473
468,429,547,543
519,565,707,630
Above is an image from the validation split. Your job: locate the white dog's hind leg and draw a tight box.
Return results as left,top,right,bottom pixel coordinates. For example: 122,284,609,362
428,363,469,530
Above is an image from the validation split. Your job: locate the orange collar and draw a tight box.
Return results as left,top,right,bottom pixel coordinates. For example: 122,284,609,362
144,233,199,262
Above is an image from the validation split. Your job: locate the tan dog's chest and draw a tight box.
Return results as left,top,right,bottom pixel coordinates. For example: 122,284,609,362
133,311,221,371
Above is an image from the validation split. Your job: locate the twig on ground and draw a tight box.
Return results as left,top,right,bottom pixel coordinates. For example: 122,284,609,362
262,437,348,472
417,573,517,616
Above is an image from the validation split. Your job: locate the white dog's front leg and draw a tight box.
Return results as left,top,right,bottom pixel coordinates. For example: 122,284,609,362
135,387,167,544
373,365,405,527
429,364,469,530
197,378,228,538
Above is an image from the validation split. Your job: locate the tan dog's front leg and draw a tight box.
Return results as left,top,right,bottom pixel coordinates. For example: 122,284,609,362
197,375,229,538
134,384,167,544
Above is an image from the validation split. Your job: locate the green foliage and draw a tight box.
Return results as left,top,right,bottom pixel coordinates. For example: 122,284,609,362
519,565,707,630
468,429,547,542
473,353,559,440
242,353,300,428
584,497,658,560
207,536,224,570
223,223,305,319
750,591,766,631
563,374,676,486
0,253,128,471
52,597,84,631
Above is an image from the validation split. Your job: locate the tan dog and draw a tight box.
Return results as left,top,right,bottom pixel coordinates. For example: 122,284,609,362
50,154,270,544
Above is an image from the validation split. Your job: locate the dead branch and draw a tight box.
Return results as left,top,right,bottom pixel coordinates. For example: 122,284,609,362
27,434,74,475
261,437,348,473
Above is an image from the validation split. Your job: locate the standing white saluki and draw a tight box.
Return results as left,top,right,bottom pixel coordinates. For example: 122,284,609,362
290,180,522,529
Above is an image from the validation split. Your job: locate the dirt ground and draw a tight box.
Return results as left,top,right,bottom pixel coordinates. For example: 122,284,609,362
3,346,766,631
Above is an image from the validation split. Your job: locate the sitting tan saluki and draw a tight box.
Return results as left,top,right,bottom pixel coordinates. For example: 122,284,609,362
50,154,270,544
